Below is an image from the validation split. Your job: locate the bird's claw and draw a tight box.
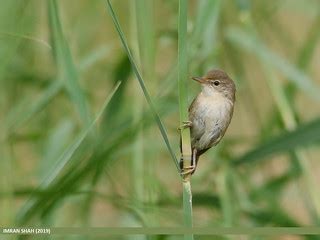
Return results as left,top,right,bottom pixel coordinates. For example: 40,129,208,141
180,156,196,177
178,121,193,131
180,165,196,177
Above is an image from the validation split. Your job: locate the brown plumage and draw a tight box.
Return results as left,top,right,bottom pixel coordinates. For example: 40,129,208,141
180,69,236,175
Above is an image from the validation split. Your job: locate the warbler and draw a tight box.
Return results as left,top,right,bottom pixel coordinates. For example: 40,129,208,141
180,69,236,175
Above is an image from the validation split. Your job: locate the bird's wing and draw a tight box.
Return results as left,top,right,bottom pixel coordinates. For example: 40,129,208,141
189,96,206,147
188,96,198,112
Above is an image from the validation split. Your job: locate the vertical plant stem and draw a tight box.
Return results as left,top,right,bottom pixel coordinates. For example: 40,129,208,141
178,0,192,179
217,164,235,226
182,181,193,228
130,0,144,205
129,0,150,234
135,0,157,207
178,0,193,239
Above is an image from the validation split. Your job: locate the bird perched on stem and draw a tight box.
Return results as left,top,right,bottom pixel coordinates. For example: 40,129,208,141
180,69,236,175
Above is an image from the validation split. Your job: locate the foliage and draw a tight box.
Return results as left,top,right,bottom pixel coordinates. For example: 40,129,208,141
0,0,320,239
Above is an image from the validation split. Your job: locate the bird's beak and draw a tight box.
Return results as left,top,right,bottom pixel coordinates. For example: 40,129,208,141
192,76,206,84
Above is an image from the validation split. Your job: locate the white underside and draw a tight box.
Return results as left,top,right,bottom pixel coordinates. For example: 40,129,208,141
189,90,233,151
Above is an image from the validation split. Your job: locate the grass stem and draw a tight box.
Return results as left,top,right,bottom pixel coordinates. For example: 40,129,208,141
106,0,180,172
178,0,193,239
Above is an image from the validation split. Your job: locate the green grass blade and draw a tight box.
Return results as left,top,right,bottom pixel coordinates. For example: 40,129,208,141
134,0,155,82
157,0,221,100
263,67,320,219
102,55,131,128
39,120,74,179
282,11,320,107
45,81,120,187
105,0,179,172
5,80,62,132
191,0,221,48
130,0,145,213
297,13,320,70
16,93,180,224
182,181,193,234
17,82,121,223
48,0,91,126
233,118,320,165
132,0,157,211
0,31,51,50
178,0,193,239
178,0,192,174
0,0,31,83
225,27,320,101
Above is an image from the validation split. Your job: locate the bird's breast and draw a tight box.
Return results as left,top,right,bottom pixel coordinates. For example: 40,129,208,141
189,93,234,149
192,93,233,122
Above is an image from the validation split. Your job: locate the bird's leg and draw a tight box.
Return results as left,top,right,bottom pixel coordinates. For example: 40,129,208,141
177,121,192,131
179,120,194,177
180,148,197,177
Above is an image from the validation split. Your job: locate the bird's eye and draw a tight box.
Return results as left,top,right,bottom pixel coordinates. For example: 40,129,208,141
213,80,220,86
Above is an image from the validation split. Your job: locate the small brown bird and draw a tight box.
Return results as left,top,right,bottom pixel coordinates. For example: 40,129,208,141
180,69,236,175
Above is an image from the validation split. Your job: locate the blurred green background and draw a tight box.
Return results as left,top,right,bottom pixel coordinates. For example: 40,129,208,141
1,0,320,239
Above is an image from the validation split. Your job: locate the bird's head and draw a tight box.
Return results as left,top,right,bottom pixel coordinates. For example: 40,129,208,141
192,69,236,102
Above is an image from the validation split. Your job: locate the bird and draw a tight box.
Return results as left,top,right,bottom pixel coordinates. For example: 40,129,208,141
180,69,236,175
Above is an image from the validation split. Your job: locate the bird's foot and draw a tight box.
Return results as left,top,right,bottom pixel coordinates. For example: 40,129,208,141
180,165,196,177
178,121,193,131
180,155,196,177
